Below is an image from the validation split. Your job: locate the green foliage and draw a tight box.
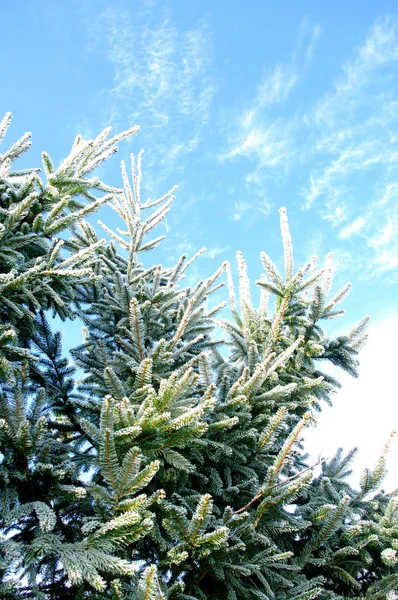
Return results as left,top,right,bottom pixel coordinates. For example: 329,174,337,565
0,114,396,599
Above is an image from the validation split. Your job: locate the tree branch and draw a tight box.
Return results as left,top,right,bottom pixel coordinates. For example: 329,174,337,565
234,456,325,515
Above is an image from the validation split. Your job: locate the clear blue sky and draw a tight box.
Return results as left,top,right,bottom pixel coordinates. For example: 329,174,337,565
2,0,398,484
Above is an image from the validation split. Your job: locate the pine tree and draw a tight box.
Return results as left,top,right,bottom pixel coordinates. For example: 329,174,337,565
0,114,397,599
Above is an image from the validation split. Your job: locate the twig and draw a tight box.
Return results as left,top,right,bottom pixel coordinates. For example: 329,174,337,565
234,455,325,515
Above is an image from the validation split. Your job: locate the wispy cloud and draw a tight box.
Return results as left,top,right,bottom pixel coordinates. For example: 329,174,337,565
370,218,396,247
233,196,271,223
221,21,320,173
377,181,398,205
339,216,365,239
368,199,398,273
217,15,398,283
206,247,228,260
87,2,215,174
312,19,398,129
110,17,213,127
222,120,293,166
372,247,398,272
303,22,321,62
300,17,398,277
254,65,298,111
305,18,398,208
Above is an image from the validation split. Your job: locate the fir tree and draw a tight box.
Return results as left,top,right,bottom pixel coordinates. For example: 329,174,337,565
0,114,397,599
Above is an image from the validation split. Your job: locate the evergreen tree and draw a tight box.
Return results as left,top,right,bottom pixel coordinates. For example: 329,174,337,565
0,114,397,600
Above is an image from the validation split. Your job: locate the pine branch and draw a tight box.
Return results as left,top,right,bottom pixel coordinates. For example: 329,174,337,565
234,456,324,515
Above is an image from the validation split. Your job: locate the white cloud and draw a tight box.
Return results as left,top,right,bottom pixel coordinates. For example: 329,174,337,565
223,121,293,167
292,18,398,281
206,247,228,260
166,137,199,163
87,4,215,171
373,248,398,271
305,138,398,208
305,18,398,212
311,18,398,129
339,216,365,239
108,16,213,125
322,198,349,228
367,189,398,273
304,23,321,62
255,65,298,110
219,16,398,282
378,181,398,206
221,21,321,201
220,15,398,253
370,217,397,247
305,315,398,492
233,196,271,222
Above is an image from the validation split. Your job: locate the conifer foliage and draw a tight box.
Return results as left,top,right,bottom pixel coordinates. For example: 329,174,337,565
0,114,397,599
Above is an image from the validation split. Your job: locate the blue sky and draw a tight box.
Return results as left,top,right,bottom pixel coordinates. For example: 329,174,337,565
2,0,398,486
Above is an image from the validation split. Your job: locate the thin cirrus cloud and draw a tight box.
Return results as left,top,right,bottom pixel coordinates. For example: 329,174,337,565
221,16,398,276
223,16,398,209
310,19,398,130
247,64,298,114
304,18,398,264
87,4,215,173
222,118,294,167
338,216,365,239
221,21,321,168
221,67,299,169
218,38,309,223
361,180,398,274
369,210,398,272
206,247,229,260
233,196,271,223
